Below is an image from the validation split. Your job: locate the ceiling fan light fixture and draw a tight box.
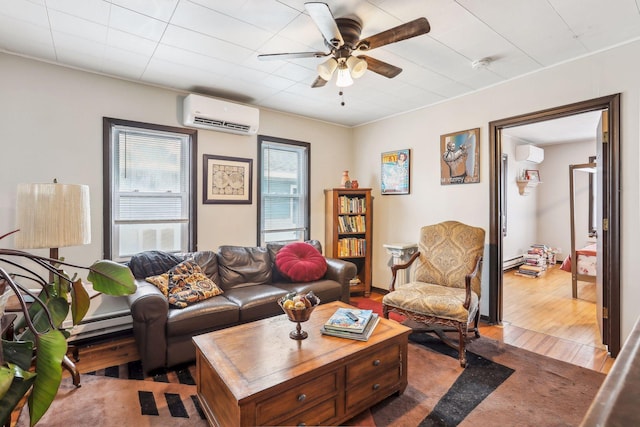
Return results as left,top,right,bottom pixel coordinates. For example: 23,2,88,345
335,61,353,87
347,56,367,79
317,57,338,81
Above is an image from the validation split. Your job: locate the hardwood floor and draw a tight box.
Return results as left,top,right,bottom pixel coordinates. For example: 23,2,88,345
496,266,612,374
64,268,613,378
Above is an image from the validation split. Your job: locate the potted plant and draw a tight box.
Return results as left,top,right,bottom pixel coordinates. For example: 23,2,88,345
0,230,136,426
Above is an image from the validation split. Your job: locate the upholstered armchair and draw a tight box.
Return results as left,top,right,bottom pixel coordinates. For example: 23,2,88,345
382,221,485,367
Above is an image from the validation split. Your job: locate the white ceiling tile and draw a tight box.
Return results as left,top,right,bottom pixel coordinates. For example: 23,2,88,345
188,0,301,33
101,47,150,79
107,28,158,56
46,0,110,25
171,1,272,51
161,25,254,64
458,0,588,65
0,14,55,59
0,0,49,27
109,4,168,41
549,0,640,50
48,10,108,43
110,0,180,22
52,31,107,56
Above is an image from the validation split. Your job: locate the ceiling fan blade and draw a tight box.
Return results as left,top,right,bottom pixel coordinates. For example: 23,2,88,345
258,51,328,61
359,55,402,78
357,18,430,51
305,2,344,48
311,76,328,88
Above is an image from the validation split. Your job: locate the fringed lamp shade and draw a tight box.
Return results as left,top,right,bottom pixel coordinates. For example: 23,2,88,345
15,183,91,252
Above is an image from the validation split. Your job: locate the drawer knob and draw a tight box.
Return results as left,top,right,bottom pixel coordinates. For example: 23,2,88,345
298,424,306,427
298,394,306,402
372,383,380,390
373,359,381,366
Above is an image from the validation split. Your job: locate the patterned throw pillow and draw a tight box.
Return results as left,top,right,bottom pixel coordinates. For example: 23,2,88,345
275,242,327,282
146,260,223,308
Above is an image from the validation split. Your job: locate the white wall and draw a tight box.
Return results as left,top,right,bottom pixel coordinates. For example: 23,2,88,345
0,53,353,321
502,135,538,261
353,39,640,342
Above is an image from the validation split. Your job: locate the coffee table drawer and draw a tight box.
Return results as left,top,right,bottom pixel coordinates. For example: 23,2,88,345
346,343,401,382
256,370,339,425
278,397,339,427
346,365,400,410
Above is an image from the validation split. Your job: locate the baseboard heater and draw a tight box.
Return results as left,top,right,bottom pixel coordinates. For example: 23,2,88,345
503,255,524,271
63,311,132,341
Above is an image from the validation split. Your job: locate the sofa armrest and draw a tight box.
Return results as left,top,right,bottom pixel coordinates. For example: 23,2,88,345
126,279,169,373
324,258,357,304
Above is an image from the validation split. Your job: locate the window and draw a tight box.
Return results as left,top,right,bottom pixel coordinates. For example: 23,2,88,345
103,118,197,261
258,135,310,245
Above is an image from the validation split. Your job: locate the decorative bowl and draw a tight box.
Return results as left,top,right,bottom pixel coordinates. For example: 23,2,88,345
278,292,320,340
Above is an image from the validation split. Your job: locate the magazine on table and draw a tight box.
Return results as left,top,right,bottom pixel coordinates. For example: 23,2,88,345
321,314,380,341
324,308,374,333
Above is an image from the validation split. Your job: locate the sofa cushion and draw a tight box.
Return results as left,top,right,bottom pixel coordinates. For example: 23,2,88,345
222,285,289,322
275,242,327,282
146,260,223,308
217,246,272,289
128,250,181,279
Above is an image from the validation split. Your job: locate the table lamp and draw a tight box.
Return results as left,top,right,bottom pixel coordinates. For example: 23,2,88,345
15,180,91,263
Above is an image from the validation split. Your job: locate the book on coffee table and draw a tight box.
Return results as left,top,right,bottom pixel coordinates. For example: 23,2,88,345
321,314,380,341
324,308,374,333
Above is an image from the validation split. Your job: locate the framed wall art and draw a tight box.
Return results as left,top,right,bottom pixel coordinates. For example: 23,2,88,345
525,169,541,182
203,154,252,204
440,128,480,185
381,149,410,195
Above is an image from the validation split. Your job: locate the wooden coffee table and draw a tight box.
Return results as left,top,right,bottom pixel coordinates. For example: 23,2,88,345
193,301,411,427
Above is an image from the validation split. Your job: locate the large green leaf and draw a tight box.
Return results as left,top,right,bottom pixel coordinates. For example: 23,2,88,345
71,279,90,325
2,339,34,370
0,368,36,426
86,260,135,295
28,329,66,426
18,297,68,343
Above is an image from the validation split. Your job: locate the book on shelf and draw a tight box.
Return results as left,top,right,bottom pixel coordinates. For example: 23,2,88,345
324,308,374,333
321,314,380,341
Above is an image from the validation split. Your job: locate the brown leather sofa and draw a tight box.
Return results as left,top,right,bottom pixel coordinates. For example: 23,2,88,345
126,243,357,374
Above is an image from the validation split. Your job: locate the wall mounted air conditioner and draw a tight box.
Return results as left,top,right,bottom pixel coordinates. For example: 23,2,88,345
515,144,544,164
183,94,259,135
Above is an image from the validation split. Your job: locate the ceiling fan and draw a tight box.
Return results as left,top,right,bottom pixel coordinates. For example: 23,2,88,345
258,2,430,88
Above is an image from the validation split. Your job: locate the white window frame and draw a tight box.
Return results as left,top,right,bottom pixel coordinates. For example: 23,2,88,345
103,118,197,261
258,135,310,246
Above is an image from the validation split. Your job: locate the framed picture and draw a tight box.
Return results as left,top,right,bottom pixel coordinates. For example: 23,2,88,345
525,169,541,182
203,154,252,204
381,149,410,195
440,128,480,185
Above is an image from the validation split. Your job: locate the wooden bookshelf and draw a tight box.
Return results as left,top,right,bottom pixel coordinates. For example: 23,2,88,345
324,188,372,297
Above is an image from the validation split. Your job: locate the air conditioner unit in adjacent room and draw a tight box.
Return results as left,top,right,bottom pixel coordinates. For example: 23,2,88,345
183,94,259,135
515,144,544,164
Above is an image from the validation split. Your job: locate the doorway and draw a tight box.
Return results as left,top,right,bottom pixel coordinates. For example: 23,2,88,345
488,95,621,357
